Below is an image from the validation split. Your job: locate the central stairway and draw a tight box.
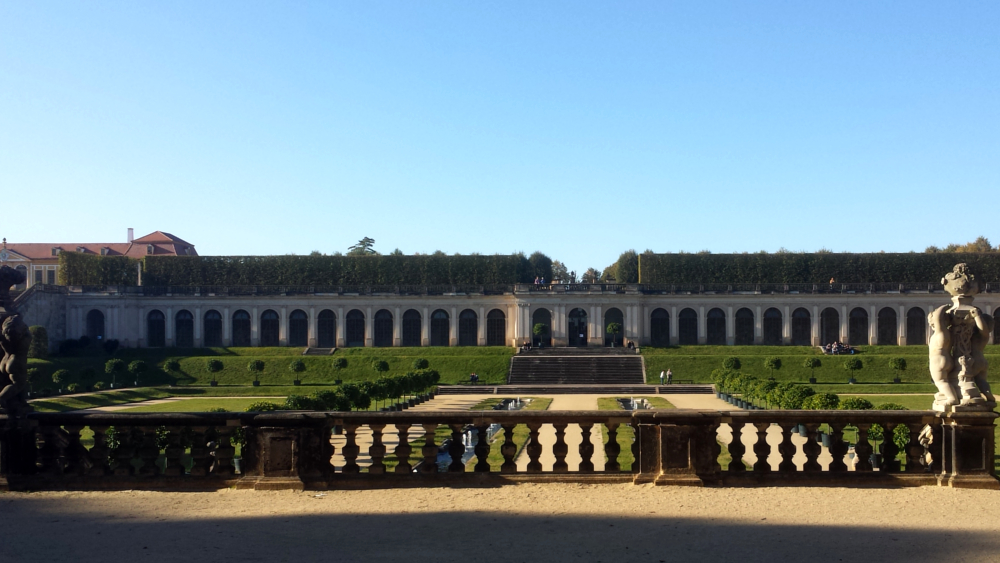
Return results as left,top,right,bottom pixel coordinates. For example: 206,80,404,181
507,347,645,385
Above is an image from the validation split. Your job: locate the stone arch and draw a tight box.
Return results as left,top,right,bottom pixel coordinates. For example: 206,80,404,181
147,310,165,347
532,308,552,347
459,309,478,346
175,309,194,347
289,309,309,347
317,310,336,348
402,309,421,347
706,308,726,345
568,308,588,347
650,308,670,347
232,310,251,347
791,308,811,346
604,307,625,346
877,307,897,346
260,310,279,347
486,309,506,346
86,309,105,342
430,309,450,346
734,308,754,346
346,309,366,347
820,308,840,345
203,310,223,347
679,308,698,345
906,307,926,346
373,309,393,347
763,307,782,345
849,307,868,346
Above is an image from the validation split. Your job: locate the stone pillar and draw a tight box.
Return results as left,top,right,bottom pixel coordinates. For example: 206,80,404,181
194,306,202,347
898,305,906,346
940,412,1000,489
450,307,457,346
783,306,791,344
308,307,318,347
840,305,848,343
593,305,603,347
754,306,762,344
279,307,288,346
251,306,259,347
421,307,429,346
697,306,706,345
869,305,877,345
223,307,231,346
336,307,345,348
812,305,820,346
393,307,401,347
366,307,374,347
669,306,678,345
625,306,633,343
165,306,173,347
725,306,734,346
643,306,651,347
478,306,486,346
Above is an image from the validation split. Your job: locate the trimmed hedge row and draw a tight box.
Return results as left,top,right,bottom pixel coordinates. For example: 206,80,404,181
60,253,539,286
638,253,1000,284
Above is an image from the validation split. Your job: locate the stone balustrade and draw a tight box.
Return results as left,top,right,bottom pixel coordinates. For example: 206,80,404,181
1,409,996,491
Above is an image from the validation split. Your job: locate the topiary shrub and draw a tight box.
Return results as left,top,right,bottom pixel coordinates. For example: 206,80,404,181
284,395,321,410
164,360,180,371
843,357,863,382
803,357,821,381
128,360,148,384
372,360,389,374
333,357,347,369
247,360,265,373
245,401,281,412
888,357,907,382
869,403,910,449
102,339,120,355
801,392,840,410
839,396,874,410
207,407,229,413
763,357,782,378
722,357,741,370
28,326,48,359
207,359,224,373
289,359,306,373
776,384,814,409
52,369,69,385
26,367,42,388
105,358,125,376
411,358,429,370
66,383,80,393
92,381,105,390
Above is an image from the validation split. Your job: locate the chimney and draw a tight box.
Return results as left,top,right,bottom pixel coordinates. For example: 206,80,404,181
127,228,134,242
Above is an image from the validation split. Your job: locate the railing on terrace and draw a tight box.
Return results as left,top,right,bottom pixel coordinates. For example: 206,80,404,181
1,409,995,491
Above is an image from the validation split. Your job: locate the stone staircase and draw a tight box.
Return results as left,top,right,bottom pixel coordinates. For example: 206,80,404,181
437,384,713,395
507,347,645,385
303,347,334,356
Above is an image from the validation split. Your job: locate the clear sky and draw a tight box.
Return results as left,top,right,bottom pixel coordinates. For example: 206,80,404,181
2,2,998,276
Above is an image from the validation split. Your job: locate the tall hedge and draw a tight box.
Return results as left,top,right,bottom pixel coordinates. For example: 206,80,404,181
638,253,1000,284
61,253,535,286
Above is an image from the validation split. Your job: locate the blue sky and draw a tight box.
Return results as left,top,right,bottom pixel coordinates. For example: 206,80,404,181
2,1,998,275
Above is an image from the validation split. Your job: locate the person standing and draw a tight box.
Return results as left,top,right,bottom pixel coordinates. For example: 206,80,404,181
666,369,673,385
659,370,665,384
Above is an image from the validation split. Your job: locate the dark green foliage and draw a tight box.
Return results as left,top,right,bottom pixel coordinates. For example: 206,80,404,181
289,359,306,373
58,252,139,285
80,367,96,380
801,392,840,410
839,396,874,410
163,360,180,371
889,357,907,372
776,384,814,409
803,357,821,378
127,360,148,377
528,252,553,281
606,322,622,335
52,369,69,384
372,360,389,373
868,403,910,449
207,359,224,372
844,357,863,378
247,359,265,373
873,402,908,410
333,357,347,369
207,407,229,413
28,326,48,359
722,356,741,370
78,336,91,348
26,367,42,387
105,358,125,375
102,339,120,354
609,250,639,283
245,401,281,412
93,381,105,390
66,383,80,393
411,358,429,370
533,323,549,337
638,252,1000,284
764,357,781,377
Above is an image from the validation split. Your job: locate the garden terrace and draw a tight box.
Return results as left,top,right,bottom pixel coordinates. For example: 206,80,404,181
1,409,995,491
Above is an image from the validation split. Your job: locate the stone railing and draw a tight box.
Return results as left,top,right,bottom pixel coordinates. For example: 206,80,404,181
1,409,996,491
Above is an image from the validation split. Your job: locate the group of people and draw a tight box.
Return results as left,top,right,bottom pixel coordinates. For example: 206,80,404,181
519,342,537,352
823,341,855,355
533,276,547,284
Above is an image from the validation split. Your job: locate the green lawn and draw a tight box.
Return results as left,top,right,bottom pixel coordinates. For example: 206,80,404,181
117,398,274,413
30,388,173,413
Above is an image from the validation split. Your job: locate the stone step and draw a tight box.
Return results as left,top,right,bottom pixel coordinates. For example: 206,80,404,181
437,384,714,395
508,355,645,385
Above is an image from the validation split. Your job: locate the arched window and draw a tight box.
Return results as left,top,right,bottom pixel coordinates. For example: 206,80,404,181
877,307,897,346
706,308,726,345
820,308,840,345
792,308,811,346
679,308,698,345
849,308,868,346
374,309,393,347
317,310,336,348
289,309,308,347
486,309,506,346
459,309,478,346
650,308,670,347
402,309,421,347
346,309,366,347
147,310,165,347
532,308,552,347
906,307,926,346
568,308,588,347
232,310,251,347
763,308,782,345
734,308,754,346
15,265,27,290
203,310,223,347
175,310,194,348
86,309,105,342
430,309,450,346
604,308,625,347
260,310,279,347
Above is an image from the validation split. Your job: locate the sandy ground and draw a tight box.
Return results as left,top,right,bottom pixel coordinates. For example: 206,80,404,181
3,485,1000,563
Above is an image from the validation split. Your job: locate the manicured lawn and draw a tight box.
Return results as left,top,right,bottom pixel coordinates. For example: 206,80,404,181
30,389,173,413
118,398,273,413
838,394,934,411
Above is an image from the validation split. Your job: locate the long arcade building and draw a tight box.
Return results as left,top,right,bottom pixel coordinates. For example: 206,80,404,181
16,282,1000,351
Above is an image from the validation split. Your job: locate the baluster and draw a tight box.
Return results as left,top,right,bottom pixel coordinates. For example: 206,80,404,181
188,427,210,477
854,423,874,472
551,423,568,473
137,427,160,477
499,423,517,473
393,423,413,474
36,426,62,475
473,423,491,473
802,423,821,472
604,422,621,472
213,426,236,477
727,421,746,472
777,423,797,472
419,424,438,474
162,427,185,476
752,422,771,472
341,424,361,474
62,425,87,476
368,423,386,475
631,423,640,474
880,423,900,473
448,424,466,473
87,426,111,476
112,427,136,476
827,423,849,472
904,423,924,473
525,423,543,473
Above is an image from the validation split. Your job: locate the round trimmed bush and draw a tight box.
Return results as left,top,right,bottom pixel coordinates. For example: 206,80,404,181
164,360,180,371
372,360,389,373
289,359,306,373
52,369,69,384
247,360,265,373
66,383,81,393
801,392,840,410
245,401,281,412
333,357,347,369
411,358,429,370
207,407,229,413
207,359,224,373
93,381,106,390
839,396,874,410
105,358,125,375
722,357,741,370
128,360,148,377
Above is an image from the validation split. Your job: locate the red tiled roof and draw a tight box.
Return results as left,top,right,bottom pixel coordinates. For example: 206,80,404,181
5,232,197,260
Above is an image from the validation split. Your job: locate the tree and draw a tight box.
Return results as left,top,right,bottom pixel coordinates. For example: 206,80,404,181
843,357,862,382
582,267,602,283
528,251,553,282
390,248,404,256
722,357,741,370
551,260,570,283
347,237,377,255
803,357,821,380
801,392,840,410
105,358,125,387
763,357,782,378
888,357,907,381
532,323,549,345
28,326,48,359
411,358,429,370
128,360,148,385
372,360,389,374
247,359,265,383
605,322,623,346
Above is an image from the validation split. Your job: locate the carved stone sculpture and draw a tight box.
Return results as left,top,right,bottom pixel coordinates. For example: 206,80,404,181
930,263,996,412
0,265,32,415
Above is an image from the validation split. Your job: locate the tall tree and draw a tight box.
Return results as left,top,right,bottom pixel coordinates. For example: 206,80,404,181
551,260,570,282
528,251,553,281
348,237,377,255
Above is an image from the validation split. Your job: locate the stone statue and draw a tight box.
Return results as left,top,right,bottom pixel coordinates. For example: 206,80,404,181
930,263,996,412
0,265,32,415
